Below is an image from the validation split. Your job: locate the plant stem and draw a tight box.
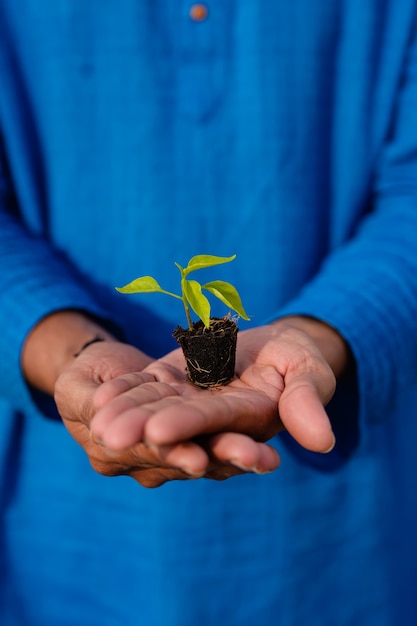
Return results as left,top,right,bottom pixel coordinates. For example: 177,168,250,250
179,276,193,330
183,297,193,330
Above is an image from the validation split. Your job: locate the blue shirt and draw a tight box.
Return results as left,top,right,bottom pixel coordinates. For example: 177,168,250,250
0,2,417,625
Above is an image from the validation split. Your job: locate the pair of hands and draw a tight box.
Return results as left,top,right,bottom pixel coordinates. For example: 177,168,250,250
54,317,342,488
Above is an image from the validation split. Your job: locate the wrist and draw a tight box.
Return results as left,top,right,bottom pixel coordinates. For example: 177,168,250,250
21,310,117,395
73,334,106,357
273,315,353,378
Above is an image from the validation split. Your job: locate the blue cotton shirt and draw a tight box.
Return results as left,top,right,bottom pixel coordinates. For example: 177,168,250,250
1,2,417,625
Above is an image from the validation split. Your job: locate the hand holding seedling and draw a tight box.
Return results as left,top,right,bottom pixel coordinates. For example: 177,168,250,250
41,307,276,487
90,317,347,485
54,337,280,486
46,285,348,488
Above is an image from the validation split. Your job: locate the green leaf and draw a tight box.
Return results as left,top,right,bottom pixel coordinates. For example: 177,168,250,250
202,280,250,320
183,279,211,328
184,254,236,276
116,276,162,293
115,275,180,297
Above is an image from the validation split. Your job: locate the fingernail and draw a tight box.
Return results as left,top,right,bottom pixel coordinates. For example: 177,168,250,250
181,465,205,478
323,435,336,454
90,430,104,446
230,459,276,475
229,459,255,472
103,447,122,458
143,439,159,452
253,467,276,475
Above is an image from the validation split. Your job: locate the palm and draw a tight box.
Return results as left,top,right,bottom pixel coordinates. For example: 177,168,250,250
91,341,284,452
54,339,281,487
90,322,336,483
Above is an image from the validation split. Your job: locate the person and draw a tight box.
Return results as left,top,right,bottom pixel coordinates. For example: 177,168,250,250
0,1,416,624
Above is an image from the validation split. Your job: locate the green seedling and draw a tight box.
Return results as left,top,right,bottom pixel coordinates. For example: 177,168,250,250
116,254,249,330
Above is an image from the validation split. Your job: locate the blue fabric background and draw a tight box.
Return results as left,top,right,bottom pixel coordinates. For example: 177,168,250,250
0,2,417,624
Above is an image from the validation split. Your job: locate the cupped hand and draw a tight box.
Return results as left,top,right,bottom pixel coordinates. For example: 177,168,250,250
91,318,342,483
54,340,278,488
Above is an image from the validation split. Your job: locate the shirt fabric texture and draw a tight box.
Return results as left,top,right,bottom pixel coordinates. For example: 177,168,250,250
0,2,417,625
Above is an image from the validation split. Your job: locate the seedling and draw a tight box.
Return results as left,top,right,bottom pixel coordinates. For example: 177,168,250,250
116,254,249,329
116,254,249,387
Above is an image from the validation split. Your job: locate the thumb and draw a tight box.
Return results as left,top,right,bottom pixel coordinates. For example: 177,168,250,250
54,365,99,427
278,375,336,453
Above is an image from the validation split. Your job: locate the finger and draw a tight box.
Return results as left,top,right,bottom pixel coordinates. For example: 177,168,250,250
55,370,99,427
67,415,208,485
278,380,335,453
207,432,280,474
87,428,209,478
91,406,149,450
128,467,192,488
91,381,180,448
93,372,157,409
110,439,209,478
92,407,211,476
143,388,277,445
144,358,189,384
145,441,209,477
89,443,201,486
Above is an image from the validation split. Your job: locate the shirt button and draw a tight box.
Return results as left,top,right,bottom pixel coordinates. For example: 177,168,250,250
189,3,209,21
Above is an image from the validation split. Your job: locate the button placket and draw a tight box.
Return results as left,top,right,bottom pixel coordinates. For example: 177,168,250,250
175,2,231,121
189,4,209,22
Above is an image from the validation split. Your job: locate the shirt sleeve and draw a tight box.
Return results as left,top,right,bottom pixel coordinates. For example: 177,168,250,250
0,138,117,414
275,21,417,424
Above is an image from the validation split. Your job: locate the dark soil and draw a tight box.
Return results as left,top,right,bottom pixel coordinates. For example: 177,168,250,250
173,317,238,388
